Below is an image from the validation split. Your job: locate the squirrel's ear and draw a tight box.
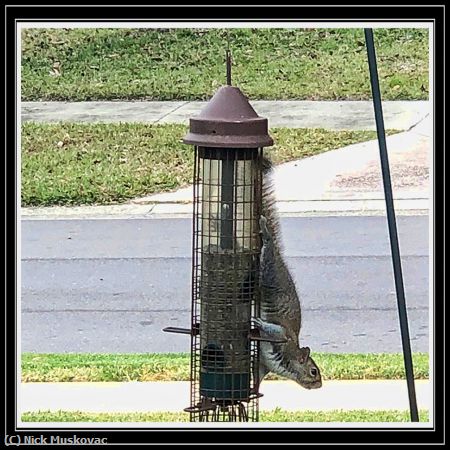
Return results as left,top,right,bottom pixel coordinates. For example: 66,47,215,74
299,346,310,363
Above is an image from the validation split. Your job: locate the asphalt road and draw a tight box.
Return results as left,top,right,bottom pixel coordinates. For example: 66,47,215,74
21,215,430,354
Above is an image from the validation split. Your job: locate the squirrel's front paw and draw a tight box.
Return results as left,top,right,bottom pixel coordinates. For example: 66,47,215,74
253,318,287,341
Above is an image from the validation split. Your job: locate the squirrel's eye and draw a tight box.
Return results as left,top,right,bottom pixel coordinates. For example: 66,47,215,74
310,367,318,377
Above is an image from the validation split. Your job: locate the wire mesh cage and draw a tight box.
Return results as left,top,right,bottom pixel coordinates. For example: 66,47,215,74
187,145,264,422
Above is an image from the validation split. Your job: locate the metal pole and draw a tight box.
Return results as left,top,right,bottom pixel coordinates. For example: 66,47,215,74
364,28,419,422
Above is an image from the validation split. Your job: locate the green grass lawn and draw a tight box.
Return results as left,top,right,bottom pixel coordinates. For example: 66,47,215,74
21,352,429,383
22,123,391,207
21,409,429,423
21,28,429,101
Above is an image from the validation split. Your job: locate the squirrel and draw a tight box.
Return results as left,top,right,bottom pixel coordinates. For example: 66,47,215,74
254,156,322,391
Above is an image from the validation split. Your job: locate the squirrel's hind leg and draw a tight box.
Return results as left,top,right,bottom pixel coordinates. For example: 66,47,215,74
259,215,271,244
259,215,279,292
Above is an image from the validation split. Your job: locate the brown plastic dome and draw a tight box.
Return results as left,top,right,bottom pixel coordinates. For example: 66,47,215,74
183,85,273,148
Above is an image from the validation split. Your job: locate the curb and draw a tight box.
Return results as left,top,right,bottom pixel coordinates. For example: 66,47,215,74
20,198,429,220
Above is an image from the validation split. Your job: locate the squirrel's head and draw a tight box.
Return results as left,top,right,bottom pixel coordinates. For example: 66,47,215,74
289,346,322,389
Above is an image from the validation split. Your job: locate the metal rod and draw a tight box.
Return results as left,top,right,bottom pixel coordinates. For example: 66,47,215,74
226,49,232,86
364,28,419,422
163,326,199,336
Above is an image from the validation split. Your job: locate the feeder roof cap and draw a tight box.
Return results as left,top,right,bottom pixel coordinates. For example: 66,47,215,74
183,85,274,148
196,85,259,122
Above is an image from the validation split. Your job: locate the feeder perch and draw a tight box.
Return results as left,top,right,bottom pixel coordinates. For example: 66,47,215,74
165,81,273,422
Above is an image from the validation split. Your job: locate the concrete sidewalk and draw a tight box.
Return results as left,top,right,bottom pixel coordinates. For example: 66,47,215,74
21,114,431,220
20,380,431,415
22,100,429,131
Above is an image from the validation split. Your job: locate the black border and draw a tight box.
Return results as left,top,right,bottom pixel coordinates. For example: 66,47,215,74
5,4,445,446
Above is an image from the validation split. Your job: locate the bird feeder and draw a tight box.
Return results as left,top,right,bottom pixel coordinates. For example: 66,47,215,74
164,78,273,422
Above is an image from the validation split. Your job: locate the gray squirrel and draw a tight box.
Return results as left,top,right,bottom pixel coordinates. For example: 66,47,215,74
254,156,322,390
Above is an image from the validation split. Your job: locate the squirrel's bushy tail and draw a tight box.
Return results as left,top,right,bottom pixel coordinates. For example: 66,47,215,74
261,155,283,251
